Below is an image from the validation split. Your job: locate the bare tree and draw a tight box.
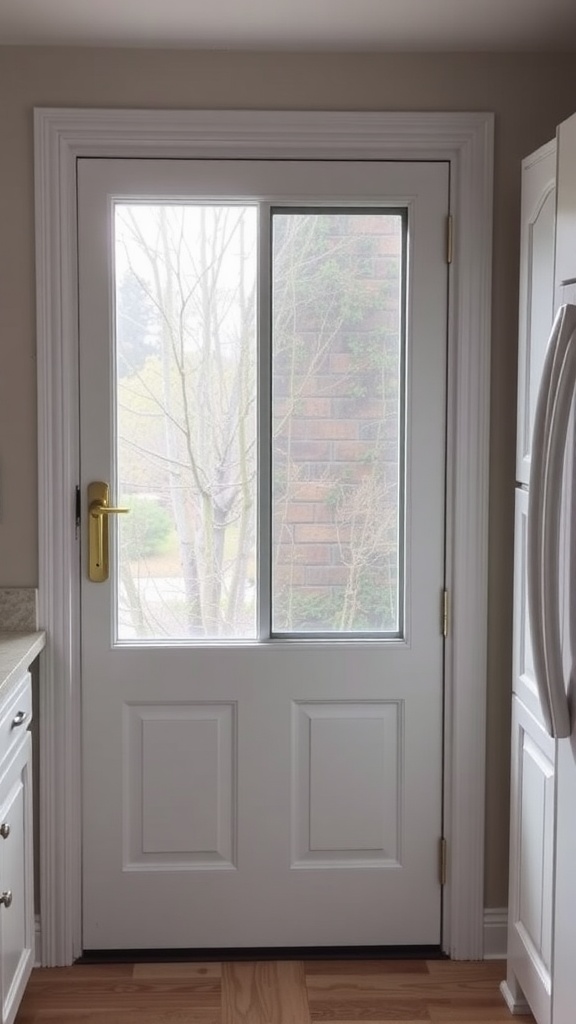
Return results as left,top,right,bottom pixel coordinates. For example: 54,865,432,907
116,204,257,638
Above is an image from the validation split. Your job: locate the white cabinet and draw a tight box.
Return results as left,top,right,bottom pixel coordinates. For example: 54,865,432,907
502,139,557,1021
0,673,33,1024
505,488,556,1021
506,112,576,1024
555,112,576,295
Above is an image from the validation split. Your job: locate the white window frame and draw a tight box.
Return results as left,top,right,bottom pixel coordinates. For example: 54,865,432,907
34,108,494,965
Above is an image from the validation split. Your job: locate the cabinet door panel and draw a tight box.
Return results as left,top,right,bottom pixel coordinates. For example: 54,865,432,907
556,112,576,294
506,697,555,1024
517,141,556,485
0,736,33,1024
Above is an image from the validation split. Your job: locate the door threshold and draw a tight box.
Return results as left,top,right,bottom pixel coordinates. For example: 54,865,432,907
78,945,445,964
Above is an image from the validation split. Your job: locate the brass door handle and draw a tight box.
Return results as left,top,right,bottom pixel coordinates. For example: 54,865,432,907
0,891,13,909
90,504,130,517
88,482,130,582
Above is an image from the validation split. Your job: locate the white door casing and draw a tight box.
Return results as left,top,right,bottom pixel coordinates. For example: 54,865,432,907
34,109,494,964
78,157,447,949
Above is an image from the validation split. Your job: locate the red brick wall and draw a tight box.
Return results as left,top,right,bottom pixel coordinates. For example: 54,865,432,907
272,212,402,632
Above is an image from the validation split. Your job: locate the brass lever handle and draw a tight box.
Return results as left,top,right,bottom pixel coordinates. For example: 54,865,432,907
89,503,130,517
87,482,130,582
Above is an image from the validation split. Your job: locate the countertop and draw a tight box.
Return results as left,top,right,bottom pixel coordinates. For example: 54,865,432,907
0,631,45,698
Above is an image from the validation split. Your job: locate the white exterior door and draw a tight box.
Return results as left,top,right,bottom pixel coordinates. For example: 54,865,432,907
78,157,449,950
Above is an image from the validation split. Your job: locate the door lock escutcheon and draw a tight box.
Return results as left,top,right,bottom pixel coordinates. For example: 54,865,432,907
88,482,129,582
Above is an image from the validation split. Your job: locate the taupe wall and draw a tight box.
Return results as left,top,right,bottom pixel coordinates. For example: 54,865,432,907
2,47,576,910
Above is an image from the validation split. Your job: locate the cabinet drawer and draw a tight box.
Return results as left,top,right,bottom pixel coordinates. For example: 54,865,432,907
0,676,32,769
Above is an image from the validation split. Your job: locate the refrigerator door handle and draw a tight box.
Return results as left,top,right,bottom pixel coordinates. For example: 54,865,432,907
527,304,576,739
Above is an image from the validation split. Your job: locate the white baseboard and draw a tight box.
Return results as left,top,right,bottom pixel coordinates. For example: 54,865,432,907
483,907,507,959
500,980,531,1015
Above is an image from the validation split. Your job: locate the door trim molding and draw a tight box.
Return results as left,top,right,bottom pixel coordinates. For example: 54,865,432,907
34,108,494,964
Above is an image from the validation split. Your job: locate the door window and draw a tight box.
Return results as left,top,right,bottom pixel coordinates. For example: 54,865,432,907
115,203,258,640
115,203,405,641
271,209,404,635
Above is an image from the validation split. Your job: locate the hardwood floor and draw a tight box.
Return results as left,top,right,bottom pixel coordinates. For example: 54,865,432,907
15,959,534,1023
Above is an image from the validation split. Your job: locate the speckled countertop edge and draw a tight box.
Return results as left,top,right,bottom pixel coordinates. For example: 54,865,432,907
0,631,46,698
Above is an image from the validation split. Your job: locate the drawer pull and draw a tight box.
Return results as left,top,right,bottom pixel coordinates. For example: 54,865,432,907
0,891,12,909
11,711,27,728
0,824,9,840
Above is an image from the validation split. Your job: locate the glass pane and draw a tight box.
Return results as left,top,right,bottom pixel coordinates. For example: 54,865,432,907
271,210,404,634
114,204,258,640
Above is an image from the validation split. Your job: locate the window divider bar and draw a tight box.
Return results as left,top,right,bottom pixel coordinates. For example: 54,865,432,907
257,203,272,641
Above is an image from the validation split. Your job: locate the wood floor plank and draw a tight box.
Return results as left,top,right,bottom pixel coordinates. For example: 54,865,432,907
306,975,436,992
18,977,220,1012
306,973,510,1002
222,961,310,1024
17,1013,220,1023
308,1004,430,1022
304,963,430,976
430,1018,534,1024
132,963,221,979
425,962,506,978
24,965,135,980
428,1007,534,1023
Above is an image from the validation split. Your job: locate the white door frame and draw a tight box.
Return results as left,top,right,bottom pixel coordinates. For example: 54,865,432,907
34,108,494,965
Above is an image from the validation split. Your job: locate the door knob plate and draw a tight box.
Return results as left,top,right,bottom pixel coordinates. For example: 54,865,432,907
87,482,129,582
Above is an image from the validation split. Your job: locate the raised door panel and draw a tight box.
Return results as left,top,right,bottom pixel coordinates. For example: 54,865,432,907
550,736,576,1024
517,141,556,486
506,696,555,1024
292,701,402,867
124,702,236,869
556,112,576,297
0,736,34,1024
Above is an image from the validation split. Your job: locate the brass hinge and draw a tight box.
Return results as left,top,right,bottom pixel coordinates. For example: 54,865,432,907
440,837,447,886
446,214,453,265
441,588,449,638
